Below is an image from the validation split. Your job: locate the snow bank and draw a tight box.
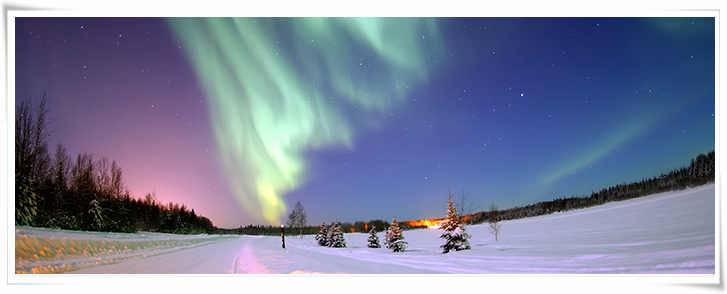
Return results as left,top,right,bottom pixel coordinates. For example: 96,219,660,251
14,228,235,274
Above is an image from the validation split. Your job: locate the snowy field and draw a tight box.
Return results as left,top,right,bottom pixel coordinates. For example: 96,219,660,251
11,184,716,277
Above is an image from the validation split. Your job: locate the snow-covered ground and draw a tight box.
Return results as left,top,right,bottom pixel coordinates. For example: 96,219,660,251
12,184,716,276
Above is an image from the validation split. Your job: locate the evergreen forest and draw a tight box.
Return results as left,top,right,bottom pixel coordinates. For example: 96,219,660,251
15,95,217,234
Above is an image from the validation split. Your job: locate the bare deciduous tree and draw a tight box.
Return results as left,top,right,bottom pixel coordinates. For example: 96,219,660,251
110,160,125,199
96,156,112,197
286,201,307,238
53,144,70,192
454,190,479,225
71,153,96,195
489,203,502,241
15,94,51,225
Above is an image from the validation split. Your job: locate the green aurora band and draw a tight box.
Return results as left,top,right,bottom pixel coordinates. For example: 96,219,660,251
168,18,443,224
539,115,657,186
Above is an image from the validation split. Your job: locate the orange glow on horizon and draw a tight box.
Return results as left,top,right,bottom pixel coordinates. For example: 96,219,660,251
405,219,443,229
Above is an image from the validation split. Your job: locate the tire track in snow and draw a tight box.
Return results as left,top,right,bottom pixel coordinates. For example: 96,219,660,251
229,236,274,274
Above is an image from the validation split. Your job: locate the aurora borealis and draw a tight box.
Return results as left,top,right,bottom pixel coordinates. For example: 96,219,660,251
166,18,443,224
14,17,715,228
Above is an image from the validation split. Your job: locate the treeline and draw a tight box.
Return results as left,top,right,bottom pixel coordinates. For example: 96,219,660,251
468,150,716,223
227,219,392,235
229,224,316,236
15,94,217,234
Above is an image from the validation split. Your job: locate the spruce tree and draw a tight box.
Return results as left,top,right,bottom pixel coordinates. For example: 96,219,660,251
367,226,381,248
315,222,328,246
385,217,407,252
327,222,346,248
439,192,471,253
325,223,335,246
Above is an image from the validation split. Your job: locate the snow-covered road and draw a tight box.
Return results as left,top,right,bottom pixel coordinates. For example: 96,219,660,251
13,184,716,275
68,237,249,274
67,234,448,274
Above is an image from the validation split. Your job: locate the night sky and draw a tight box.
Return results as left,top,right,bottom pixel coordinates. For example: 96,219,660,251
14,17,715,228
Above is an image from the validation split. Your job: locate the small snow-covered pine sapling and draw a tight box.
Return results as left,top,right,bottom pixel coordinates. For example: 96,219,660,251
439,191,471,253
327,222,346,248
315,222,328,246
385,217,408,252
489,203,502,241
325,223,335,246
367,226,381,248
